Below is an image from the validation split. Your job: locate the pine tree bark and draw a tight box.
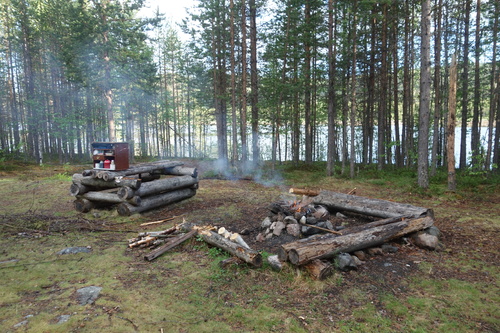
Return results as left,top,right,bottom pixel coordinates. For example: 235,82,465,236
418,0,432,188
250,0,259,164
447,55,458,190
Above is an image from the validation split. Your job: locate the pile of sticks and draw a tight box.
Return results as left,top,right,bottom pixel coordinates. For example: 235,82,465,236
70,161,198,216
129,222,262,267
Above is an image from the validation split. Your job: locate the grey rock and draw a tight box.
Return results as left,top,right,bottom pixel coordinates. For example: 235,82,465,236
57,247,92,255
261,217,272,229
76,286,102,305
14,320,28,328
337,253,357,271
255,233,265,242
336,212,348,219
267,255,284,271
301,225,320,236
412,232,439,250
424,226,441,238
306,217,318,225
294,212,304,220
312,205,329,220
323,221,334,230
286,223,301,237
381,244,399,253
57,315,71,324
283,216,298,225
273,222,286,236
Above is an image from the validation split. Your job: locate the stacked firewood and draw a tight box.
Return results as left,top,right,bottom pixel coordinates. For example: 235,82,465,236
70,160,198,216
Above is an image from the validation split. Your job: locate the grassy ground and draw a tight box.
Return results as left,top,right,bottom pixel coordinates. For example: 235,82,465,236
0,160,498,332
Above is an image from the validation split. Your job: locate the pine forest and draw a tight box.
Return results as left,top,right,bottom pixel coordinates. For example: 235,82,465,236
0,0,499,187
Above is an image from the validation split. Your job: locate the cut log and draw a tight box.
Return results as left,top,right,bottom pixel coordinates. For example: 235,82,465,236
313,190,433,219
289,188,320,196
164,166,198,178
144,229,197,261
74,198,94,213
70,182,91,196
304,259,333,280
77,191,141,206
285,216,434,265
196,229,262,267
96,160,184,181
117,175,198,200
72,174,142,190
116,188,196,216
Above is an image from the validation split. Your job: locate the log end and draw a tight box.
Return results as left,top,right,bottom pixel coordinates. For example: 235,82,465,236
74,198,93,213
117,203,132,216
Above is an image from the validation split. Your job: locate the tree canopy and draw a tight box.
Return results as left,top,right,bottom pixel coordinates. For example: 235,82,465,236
0,0,498,181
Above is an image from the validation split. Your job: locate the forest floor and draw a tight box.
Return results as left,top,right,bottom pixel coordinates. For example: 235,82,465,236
0,159,498,332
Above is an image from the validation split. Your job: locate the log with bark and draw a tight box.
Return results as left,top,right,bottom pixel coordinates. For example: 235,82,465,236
71,174,142,196
289,188,320,196
196,228,262,267
164,166,198,178
117,175,198,200
88,160,184,181
281,216,434,266
116,188,197,216
312,190,433,219
76,190,141,206
304,259,333,280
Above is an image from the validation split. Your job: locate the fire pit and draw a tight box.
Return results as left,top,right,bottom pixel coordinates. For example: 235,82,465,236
257,189,439,279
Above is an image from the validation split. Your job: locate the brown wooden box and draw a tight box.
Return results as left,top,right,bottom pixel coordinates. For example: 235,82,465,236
91,142,129,171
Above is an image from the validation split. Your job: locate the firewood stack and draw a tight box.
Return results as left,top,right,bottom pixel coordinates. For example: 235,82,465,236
70,160,198,216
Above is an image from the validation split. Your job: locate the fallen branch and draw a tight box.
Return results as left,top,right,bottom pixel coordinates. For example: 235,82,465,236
299,220,342,235
140,215,184,227
144,229,197,261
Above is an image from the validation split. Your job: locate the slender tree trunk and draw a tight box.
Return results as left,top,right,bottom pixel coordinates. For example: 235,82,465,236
230,0,238,165
349,0,358,179
240,0,248,165
418,0,432,188
250,0,259,164
304,1,313,164
431,0,443,176
327,0,338,176
485,2,498,170
391,0,402,167
447,55,458,190
378,3,388,170
471,0,481,169
459,0,472,169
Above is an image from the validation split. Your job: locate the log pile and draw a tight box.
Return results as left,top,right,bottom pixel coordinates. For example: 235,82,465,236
265,189,438,279
129,222,262,267
70,161,198,215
